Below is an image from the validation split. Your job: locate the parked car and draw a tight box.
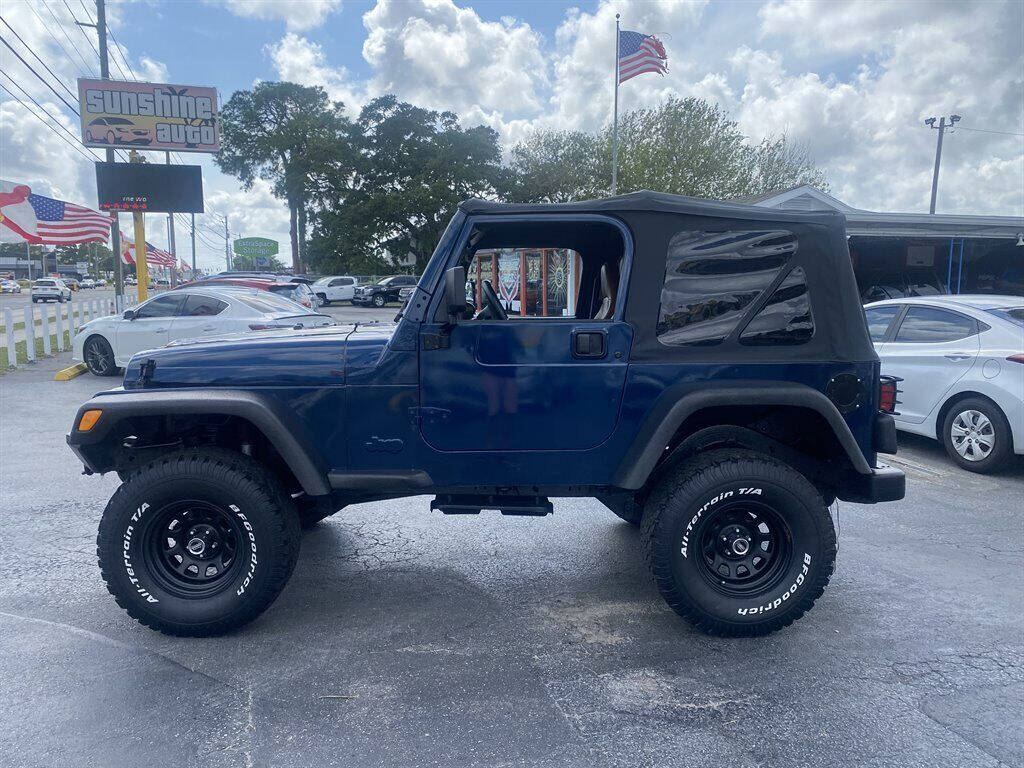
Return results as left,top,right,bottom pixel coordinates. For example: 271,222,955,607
865,295,1024,473
31,278,72,303
80,278,96,289
312,275,359,305
352,275,417,307
0,279,22,293
72,287,334,376
64,277,81,292
68,192,904,639
859,269,945,304
398,285,415,303
179,277,319,309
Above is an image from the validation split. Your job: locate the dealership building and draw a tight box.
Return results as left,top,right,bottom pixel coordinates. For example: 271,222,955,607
744,185,1024,299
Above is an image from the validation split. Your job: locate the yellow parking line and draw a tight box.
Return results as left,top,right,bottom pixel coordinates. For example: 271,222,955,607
54,362,88,381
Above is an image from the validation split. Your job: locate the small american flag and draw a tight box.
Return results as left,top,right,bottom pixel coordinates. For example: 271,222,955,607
0,181,110,245
618,30,668,84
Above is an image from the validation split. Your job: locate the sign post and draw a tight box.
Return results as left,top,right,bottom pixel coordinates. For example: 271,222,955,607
129,151,148,302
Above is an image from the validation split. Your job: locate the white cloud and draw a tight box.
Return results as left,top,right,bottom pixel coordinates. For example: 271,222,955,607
214,0,341,31
265,33,368,113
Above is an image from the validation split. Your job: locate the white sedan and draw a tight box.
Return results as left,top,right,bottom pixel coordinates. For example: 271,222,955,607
865,295,1024,473
73,286,334,376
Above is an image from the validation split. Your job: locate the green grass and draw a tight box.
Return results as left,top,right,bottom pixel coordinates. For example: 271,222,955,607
0,330,73,372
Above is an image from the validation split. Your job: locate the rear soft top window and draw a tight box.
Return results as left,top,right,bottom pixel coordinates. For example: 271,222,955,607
657,229,800,346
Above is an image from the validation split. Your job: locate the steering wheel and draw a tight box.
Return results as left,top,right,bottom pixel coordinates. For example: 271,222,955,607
477,279,508,321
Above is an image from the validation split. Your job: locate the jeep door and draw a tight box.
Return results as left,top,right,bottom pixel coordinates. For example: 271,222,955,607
418,216,632,453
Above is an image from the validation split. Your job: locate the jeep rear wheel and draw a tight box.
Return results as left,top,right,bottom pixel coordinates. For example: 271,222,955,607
97,448,300,636
641,449,835,637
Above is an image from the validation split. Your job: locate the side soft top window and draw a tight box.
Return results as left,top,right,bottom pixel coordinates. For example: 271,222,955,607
657,229,813,347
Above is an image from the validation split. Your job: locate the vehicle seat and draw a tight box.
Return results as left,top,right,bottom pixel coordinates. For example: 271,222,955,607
593,262,619,320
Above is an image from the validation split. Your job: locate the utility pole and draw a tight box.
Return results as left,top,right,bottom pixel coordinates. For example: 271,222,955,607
165,152,177,286
224,215,231,271
925,114,961,214
93,0,124,309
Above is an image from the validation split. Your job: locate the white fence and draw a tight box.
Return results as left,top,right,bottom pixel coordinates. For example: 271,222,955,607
1,293,138,370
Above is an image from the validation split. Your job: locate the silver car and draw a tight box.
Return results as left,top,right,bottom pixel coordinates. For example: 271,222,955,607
864,295,1024,473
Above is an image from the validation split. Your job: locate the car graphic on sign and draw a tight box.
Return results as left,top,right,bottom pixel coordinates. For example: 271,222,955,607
85,117,152,145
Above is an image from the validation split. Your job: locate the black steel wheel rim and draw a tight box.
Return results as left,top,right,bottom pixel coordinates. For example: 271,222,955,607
695,501,793,597
84,338,112,375
142,500,244,598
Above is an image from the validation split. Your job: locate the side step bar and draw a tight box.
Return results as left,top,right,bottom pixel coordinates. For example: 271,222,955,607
431,494,553,517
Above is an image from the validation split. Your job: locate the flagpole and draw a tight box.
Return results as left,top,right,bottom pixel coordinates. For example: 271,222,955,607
611,13,620,196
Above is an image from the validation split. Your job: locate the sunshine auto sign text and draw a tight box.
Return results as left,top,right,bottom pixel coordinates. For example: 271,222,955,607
77,79,220,153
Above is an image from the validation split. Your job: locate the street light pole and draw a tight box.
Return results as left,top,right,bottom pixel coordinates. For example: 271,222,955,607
925,114,961,214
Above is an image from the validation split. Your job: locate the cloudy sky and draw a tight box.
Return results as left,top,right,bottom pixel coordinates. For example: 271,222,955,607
1,0,1021,269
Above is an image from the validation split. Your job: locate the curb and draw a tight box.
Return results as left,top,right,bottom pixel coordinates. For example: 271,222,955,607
54,362,88,381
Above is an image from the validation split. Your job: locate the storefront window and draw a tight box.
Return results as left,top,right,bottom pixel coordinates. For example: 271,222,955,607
468,249,580,317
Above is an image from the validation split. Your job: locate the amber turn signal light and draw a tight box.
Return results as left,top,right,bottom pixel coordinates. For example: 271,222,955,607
78,409,102,432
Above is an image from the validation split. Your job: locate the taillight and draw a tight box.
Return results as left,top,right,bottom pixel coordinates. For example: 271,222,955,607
1007,354,1024,365
879,375,901,414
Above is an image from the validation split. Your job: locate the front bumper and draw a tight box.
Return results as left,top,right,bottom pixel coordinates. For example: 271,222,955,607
837,464,905,504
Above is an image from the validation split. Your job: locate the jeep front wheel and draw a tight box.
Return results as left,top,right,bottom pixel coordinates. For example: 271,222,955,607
96,448,300,636
372,293,386,307
641,449,836,637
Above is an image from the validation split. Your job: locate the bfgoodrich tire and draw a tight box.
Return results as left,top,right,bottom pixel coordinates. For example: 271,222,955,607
97,448,300,636
641,449,836,637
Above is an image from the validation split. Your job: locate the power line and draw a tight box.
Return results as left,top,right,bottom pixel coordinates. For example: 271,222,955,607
0,34,82,114
103,23,137,82
0,16,79,104
24,1,91,79
952,126,1024,137
0,75,101,163
61,0,101,68
38,0,96,76
72,0,128,82
0,67,95,153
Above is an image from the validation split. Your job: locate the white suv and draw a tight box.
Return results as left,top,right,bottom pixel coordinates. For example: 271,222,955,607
311,275,359,306
31,278,72,303
865,295,1024,473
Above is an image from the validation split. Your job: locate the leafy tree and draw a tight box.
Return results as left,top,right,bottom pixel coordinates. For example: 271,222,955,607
508,97,828,202
308,95,504,275
505,130,607,203
215,82,352,273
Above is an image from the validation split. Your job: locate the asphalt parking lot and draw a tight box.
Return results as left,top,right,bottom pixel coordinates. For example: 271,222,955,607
1,341,1022,767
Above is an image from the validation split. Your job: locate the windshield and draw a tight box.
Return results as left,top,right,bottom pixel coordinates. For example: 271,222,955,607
986,307,1024,327
375,277,392,285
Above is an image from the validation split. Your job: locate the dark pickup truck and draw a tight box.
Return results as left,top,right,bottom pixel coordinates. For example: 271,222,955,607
68,192,905,638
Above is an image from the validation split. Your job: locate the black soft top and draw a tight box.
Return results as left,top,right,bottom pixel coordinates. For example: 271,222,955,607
459,190,874,363
460,190,845,226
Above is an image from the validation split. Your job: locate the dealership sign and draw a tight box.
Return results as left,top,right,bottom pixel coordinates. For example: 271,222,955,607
78,79,219,152
233,237,279,257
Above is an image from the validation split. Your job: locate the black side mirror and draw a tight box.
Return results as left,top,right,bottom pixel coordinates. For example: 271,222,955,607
123,309,136,320
444,266,465,321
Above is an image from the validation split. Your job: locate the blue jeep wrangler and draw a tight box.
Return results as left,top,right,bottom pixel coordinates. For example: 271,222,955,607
68,192,905,637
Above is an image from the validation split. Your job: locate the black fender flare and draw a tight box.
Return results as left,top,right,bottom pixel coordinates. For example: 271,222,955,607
67,389,331,496
612,381,872,490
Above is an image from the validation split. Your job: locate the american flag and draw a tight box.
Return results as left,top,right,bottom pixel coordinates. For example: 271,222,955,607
120,231,176,267
618,30,668,84
0,181,110,245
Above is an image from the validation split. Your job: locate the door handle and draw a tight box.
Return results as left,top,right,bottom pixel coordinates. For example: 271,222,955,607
944,353,972,361
572,330,607,358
